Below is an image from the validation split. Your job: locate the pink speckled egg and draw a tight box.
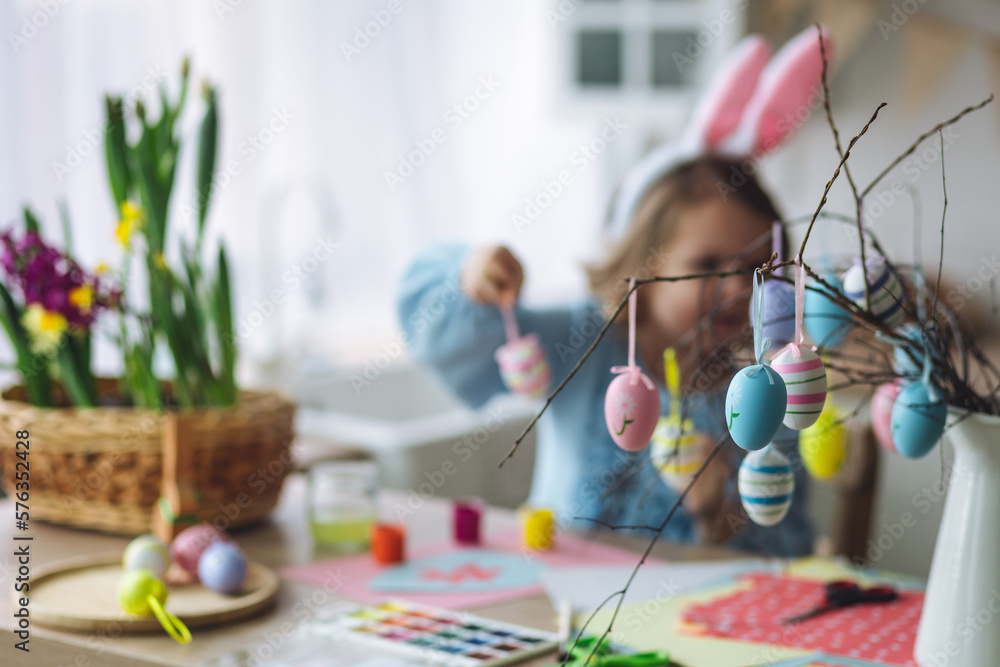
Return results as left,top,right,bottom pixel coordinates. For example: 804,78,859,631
170,524,231,577
871,381,902,453
604,370,660,451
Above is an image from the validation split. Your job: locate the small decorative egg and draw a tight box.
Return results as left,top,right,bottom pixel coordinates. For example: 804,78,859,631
770,346,827,430
798,402,846,479
604,369,660,451
738,445,795,527
750,280,796,348
118,568,168,616
842,258,904,328
890,382,947,459
804,276,852,348
871,381,902,453
892,323,924,379
123,535,170,578
650,417,704,491
725,364,787,451
171,524,230,576
495,333,551,399
198,541,248,594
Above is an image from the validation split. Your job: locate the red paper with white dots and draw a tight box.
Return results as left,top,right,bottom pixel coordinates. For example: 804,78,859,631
680,573,922,666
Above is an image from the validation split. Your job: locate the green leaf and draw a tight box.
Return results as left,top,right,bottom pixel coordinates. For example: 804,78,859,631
22,207,40,234
55,334,97,407
58,199,73,257
196,85,218,248
104,96,130,208
0,283,53,406
214,246,236,405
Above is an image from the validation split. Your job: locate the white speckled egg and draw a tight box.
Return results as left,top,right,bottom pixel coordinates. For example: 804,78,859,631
725,364,787,451
842,259,904,328
738,445,795,527
650,417,703,491
770,346,827,430
123,535,170,578
605,370,660,451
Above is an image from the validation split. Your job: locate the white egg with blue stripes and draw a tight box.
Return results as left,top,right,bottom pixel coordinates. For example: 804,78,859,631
738,444,795,527
842,258,904,328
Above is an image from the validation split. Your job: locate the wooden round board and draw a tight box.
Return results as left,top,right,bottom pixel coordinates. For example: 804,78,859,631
25,553,280,633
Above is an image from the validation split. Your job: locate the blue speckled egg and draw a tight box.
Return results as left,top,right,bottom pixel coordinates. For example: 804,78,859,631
198,542,248,595
725,364,787,451
750,280,796,348
804,276,852,348
738,445,795,526
890,382,947,459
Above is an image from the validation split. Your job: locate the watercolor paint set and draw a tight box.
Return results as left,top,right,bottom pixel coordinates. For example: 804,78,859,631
309,600,559,666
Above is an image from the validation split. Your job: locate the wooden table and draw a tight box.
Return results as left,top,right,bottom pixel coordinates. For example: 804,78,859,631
0,474,734,666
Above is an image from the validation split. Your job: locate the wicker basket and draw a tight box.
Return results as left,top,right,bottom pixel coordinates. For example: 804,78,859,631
0,379,296,536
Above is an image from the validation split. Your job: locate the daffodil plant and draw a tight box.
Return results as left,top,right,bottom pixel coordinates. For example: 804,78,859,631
1,60,236,410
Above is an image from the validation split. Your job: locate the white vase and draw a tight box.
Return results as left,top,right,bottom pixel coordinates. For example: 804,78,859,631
914,410,1000,667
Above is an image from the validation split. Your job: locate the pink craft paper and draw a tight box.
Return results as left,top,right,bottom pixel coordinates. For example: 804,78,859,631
280,529,658,610
681,573,922,666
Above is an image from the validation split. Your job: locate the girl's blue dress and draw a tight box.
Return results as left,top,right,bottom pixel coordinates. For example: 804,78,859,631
398,244,814,557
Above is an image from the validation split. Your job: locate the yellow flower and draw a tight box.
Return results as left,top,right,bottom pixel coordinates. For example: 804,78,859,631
115,201,145,246
69,285,94,314
22,304,67,356
153,253,167,270
96,262,109,275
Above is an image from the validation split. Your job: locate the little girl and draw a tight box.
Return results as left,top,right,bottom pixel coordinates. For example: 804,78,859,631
398,29,829,557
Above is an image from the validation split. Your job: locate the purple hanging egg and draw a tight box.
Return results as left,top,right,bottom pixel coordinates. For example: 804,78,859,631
750,279,796,348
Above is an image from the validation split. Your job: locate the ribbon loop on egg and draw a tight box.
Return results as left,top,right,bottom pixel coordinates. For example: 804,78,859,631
747,269,773,378
610,365,655,390
792,256,806,356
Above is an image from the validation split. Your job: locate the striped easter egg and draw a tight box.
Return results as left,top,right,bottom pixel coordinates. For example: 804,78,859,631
770,345,827,430
650,417,704,491
738,445,795,527
495,333,551,399
842,259,904,328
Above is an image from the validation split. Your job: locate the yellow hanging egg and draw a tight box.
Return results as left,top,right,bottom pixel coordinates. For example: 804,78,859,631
798,402,846,479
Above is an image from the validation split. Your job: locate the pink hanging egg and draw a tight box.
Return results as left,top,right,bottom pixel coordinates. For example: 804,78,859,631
770,346,827,430
871,381,902,453
604,370,660,451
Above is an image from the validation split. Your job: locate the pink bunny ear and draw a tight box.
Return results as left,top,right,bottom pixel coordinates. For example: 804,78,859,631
727,26,834,156
689,35,772,150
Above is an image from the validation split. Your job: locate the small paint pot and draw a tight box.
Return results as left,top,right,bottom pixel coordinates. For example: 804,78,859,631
453,499,483,545
371,523,406,565
519,506,554,551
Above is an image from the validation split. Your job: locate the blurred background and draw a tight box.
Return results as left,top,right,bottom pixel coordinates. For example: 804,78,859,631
1,0,999,576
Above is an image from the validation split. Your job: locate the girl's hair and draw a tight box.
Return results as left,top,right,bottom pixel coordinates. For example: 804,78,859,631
586,155,782,308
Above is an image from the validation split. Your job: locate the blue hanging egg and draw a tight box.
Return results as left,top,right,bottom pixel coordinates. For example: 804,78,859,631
842,258,904,328
804,275,852,348
890,381,947,459
750,280,796,348
725,364,787,451
738,444,795,526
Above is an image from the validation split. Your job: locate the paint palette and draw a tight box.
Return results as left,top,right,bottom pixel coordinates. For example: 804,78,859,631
308,600,558,666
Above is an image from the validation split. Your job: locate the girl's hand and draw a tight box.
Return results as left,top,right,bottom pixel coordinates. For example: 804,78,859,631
461,246,524,307
681,434,730,521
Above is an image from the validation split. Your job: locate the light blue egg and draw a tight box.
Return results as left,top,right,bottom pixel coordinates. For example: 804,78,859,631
738,445,795,526
892,323,924,379
890,382,946,459
750,281,796,348
725,365,788,451
804,275,852,348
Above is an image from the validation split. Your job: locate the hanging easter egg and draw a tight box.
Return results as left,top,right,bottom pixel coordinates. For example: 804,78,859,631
892,323,924,379
495,333,551,399
770,346,827,430
738,445,795,526
750,279,796,348
605,369,660,451
804,276,852,348
890,382,947,459
650,417,704,491
118,568,168,616
198,541,248,594
171,524,231,577
842,258,904,328
798,402,846,479
123,535,170,578
725,365,787,451
871,381,902,453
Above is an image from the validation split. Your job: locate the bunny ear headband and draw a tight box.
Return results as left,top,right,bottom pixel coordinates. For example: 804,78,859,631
607,25,834,240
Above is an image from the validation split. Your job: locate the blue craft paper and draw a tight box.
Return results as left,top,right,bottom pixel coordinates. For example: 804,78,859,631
369,550,542,593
